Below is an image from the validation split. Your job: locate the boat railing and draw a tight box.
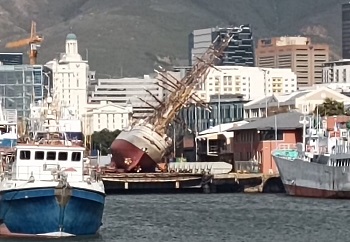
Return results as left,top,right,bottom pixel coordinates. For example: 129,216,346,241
276,143,297,150
330,145,350,155
3,164,102,184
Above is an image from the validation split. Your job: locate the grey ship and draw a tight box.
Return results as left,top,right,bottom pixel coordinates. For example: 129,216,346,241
272,115,350,198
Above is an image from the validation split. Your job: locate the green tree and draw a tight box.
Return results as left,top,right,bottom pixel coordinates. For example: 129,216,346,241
91,129,121,155
314,98,345,117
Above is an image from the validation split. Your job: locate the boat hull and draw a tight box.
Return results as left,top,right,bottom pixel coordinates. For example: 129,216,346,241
110,125,171,172
273,155,350,199
0,187,105,237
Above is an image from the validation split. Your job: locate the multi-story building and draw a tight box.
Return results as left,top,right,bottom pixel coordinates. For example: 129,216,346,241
243,86,350,119
343,3,350,59
322,59,350,83
179,94,247,133
83,101,132,135
45,32,92,118
189,24,255,67
0,65,48,118
195,66,297,102
0,53,23,65
256,36,329,87
89,74,165,118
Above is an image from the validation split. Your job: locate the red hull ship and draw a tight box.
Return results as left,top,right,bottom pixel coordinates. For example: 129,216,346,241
109,33,234,172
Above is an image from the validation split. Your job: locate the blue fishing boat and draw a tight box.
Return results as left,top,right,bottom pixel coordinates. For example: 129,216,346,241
0,135,105,237
0,96,105,237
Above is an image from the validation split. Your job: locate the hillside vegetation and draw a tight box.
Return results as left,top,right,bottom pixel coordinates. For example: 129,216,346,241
0,0,344,76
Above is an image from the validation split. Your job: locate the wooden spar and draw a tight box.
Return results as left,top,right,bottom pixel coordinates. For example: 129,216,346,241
194,57,222,71
155,82,174,93
133,30,235,136
156,71,181,90
143,88,164,106
136,97,157,110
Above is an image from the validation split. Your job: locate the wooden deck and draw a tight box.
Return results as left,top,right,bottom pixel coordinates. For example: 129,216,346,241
101,172,282,193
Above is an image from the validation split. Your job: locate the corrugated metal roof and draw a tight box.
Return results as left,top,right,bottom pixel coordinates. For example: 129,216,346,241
227,111,305,131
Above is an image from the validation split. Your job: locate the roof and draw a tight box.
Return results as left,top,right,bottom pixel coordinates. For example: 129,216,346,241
66,33,77,40
244,91,310,109
227,111,305,131
199,120,249,135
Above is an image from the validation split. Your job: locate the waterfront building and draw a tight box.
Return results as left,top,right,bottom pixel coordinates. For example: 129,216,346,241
0,64,48,118
189,24,255,67
228,112,303,174
256,36,329,87
179,94,248,133
195,66,297,102
243,86,350,119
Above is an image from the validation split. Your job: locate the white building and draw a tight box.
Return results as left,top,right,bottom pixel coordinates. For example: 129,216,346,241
89,75,165,118
83,101,133,135
195,66,297,101
45,33,92,118
322,59,350,83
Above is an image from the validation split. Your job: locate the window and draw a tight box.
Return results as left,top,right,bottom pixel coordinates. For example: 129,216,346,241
47,152,56,160
58,152,68,161
259,130,283,141
35,151,44,160
72,152,81,161
20,150,31,160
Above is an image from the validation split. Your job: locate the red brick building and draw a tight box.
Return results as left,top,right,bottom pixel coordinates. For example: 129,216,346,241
228,112,304,174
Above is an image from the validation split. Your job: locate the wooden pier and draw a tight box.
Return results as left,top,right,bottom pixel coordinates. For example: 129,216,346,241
102,172,284,194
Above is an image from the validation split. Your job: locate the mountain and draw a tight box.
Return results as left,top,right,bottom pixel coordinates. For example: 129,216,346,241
0,0,345,77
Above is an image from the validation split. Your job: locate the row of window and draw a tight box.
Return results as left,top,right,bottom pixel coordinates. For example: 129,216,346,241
19,150,82,161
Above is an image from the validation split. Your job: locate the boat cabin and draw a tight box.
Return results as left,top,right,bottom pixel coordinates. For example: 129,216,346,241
12,144,85,182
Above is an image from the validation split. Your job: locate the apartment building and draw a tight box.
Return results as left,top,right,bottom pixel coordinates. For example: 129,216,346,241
256,36,329,87
195,66,297,102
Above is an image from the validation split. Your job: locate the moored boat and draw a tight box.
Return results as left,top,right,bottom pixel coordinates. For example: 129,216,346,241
272,115,350,198
0,94,105,237
0,132,105,237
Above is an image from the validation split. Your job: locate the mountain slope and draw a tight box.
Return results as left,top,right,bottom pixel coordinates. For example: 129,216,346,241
0,0,344,76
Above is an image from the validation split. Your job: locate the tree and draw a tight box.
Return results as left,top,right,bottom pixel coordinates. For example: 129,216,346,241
314,98,345,117
91,129,121,155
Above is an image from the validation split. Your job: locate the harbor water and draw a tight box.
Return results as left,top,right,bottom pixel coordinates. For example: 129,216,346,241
0,193,349,242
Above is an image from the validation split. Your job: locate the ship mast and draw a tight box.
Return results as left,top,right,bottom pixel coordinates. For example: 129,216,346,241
137,33,234,136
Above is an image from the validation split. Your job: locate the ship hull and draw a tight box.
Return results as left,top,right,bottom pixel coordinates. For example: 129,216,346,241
0,186,105,237
273,155,350,199
110,125,171,172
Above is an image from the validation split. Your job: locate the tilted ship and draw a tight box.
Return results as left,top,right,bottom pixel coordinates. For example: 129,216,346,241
272,115,350,198
109,33,234,172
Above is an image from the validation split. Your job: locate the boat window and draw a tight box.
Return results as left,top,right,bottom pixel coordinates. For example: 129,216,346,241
19,150,31,160
47,152,56,161
58,152,68,161
35,151,45,160
72,152,81,162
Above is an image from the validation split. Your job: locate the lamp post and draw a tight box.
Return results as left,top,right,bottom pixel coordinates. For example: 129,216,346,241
169,123,176,157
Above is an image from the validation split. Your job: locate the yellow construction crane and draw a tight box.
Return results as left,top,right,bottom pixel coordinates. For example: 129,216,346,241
5,21,43,65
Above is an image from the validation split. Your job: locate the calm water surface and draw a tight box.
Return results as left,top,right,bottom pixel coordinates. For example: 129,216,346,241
1,193,349,242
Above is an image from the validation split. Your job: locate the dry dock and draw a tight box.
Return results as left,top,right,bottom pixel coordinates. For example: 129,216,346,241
102,172,284,194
